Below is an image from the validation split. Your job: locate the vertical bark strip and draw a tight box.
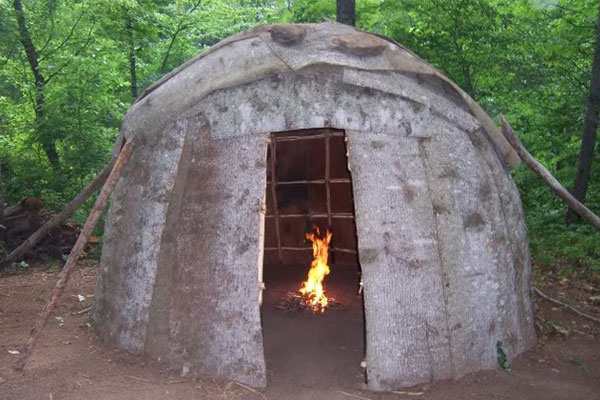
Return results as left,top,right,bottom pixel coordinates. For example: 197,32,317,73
336,0,356,26
566,1,600,224
14,142,133,371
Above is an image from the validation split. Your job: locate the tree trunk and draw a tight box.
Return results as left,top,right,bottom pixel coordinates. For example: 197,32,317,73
566,1,600,225
125,11,138,101
13,0,60,168
0,156,5,243
462,63,475,99
336,0,355,26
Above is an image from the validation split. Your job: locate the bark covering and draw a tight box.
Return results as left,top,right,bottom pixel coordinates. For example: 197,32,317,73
94,22,535,390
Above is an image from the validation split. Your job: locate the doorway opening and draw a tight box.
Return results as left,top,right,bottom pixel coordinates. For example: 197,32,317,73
260,128,365,386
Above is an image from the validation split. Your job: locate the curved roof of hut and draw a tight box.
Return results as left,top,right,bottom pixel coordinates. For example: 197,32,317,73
123,22,519,168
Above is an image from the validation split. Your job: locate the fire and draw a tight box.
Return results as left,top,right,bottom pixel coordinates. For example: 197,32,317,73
299,227,332,312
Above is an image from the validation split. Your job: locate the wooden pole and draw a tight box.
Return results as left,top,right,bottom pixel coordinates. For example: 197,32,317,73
14,142,134,371
269,138,283,263
324,130,335,264
264,246,357,254
325,130,333,230
273,131,345,142
1,156,119,270
500,115,600,231
267,178,351,185
265,212,354,219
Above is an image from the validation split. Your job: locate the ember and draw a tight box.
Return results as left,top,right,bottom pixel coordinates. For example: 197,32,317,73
299,227,332,313
274,292,343,314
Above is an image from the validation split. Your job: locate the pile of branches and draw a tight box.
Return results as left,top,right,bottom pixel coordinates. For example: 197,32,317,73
1,197,93,263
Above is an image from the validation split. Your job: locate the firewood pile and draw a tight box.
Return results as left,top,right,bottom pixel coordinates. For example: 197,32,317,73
1,197,91,261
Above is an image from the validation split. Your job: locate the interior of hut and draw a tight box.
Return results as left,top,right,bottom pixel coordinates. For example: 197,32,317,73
260,128,366,385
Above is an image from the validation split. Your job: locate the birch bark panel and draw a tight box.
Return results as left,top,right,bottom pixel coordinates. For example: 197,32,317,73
95,119,187,351
423,126,506,374
147,122,267,387
347,132,450,390
466,128,536,354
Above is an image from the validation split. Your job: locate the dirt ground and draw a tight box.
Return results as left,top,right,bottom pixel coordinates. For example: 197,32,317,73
1,261,599,400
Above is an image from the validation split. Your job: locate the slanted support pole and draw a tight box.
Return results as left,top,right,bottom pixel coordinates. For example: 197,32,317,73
500,115,600,231
14,142,134,371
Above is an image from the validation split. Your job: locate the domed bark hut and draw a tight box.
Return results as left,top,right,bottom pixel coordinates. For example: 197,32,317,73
93,22,536,391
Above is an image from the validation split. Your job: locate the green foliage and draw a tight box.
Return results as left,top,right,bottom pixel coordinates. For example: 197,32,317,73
0,0,598,276
281,0,335,22
496,340,511,372
0,0,279,215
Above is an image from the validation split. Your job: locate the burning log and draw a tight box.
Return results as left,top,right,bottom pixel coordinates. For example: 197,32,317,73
274,292,343,314
298,227,332,313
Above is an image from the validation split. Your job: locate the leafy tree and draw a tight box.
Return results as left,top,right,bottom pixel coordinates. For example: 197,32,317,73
566,0,600,225
0,0,279,212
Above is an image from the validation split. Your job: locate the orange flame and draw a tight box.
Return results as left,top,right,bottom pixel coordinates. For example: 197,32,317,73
299,227,332,312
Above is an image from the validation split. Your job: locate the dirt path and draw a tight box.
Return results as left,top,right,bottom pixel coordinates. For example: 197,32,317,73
1,264,599,400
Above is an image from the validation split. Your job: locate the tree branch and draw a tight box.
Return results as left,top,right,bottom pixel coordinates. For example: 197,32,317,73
40,9,85,62
0,45,16,70
38,10,56,55
44,21,95,84
534,287,600,325
159,0,202,74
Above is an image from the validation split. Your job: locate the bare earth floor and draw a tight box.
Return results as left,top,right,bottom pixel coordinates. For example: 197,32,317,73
0,263,599,400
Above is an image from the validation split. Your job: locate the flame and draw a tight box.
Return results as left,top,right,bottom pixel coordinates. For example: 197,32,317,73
299,227,332,312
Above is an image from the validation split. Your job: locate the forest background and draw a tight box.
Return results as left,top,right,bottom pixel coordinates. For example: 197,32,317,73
0,0,598,280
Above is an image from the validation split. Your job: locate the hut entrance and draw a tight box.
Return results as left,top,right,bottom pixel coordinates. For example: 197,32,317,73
260,128,365,385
